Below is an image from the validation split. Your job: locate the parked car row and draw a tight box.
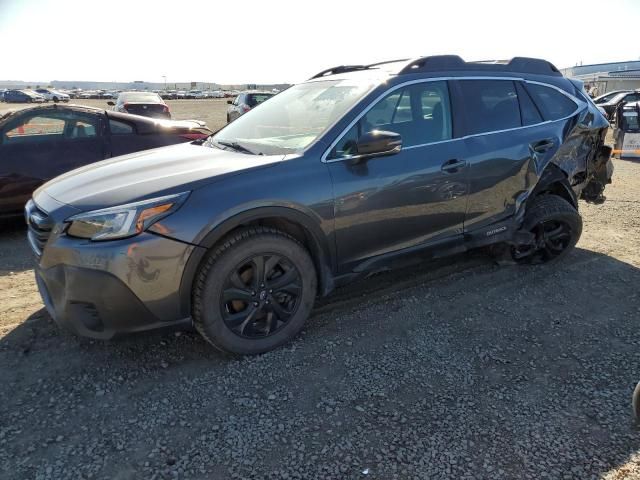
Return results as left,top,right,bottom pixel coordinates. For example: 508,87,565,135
159,90,231,100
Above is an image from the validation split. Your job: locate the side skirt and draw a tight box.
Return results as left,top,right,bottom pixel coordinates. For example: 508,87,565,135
329,218,526,291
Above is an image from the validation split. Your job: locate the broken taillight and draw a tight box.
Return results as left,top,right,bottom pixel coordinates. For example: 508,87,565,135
179,133,208,140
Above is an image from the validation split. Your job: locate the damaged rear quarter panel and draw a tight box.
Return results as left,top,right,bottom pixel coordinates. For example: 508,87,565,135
464,101,610,233
548,106,610,198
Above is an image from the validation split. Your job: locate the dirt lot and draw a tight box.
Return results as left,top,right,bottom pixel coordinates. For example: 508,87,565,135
0,108,640,478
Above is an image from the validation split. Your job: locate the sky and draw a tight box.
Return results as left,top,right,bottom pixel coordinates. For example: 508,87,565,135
1,0,639,85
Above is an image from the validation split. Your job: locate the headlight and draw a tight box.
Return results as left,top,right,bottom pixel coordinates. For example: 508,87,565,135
66,192,189,241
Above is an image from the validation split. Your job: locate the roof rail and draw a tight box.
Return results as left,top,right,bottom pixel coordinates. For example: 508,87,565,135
309,59,410,79
310,56,562,80
398,55,561,76
309,65,368,79
366,58,410,67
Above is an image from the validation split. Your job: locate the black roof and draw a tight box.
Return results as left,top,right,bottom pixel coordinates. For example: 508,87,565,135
310,55,561,80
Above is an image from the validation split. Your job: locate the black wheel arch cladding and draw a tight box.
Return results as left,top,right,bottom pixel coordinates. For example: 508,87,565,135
178,206,334,319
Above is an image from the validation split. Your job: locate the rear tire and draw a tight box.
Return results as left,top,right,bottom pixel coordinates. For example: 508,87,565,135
511,194,582,264
193,227,317,355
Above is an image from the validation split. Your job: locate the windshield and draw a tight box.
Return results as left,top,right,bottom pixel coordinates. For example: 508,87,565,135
211,79,375,155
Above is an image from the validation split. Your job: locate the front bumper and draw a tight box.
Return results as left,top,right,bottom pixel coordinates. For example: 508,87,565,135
35,230,201,339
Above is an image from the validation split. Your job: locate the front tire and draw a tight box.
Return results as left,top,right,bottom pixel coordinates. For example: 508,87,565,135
193,227,317,355
511,195,582,264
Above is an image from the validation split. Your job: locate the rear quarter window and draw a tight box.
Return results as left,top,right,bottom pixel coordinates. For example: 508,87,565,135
515,82,543,126
525,84,578,121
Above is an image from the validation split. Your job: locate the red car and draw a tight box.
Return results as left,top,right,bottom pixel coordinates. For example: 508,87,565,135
0,104,211,216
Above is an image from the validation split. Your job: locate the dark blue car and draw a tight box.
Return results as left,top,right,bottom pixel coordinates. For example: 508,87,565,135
27,55,613,354
3,89,45,103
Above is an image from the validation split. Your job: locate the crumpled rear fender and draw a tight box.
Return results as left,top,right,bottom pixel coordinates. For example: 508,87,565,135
536,104,611,198
512,104,612,228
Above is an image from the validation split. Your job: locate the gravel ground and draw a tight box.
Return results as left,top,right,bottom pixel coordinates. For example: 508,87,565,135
0,153,639,478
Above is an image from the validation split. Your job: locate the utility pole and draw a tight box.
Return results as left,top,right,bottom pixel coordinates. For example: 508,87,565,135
162,75,167,90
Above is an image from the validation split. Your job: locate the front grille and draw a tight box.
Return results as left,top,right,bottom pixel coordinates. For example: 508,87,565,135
25,200,53,257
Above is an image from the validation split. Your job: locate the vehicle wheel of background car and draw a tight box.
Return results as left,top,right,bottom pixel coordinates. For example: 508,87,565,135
192,227,317,355
633,381,640,424
52,96,59,103
512,195,582,264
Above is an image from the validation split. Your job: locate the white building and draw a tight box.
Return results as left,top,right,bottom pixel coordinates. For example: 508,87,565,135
561,60,640,95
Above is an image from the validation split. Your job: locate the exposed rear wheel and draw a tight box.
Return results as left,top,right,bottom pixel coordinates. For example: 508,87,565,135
193,227,317,355
511,195,582,264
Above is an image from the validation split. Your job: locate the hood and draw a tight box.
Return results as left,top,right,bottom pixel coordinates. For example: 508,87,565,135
36,142,284,211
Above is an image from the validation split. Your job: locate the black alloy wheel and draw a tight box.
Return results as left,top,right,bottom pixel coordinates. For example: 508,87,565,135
513,219,573,263
192,227,317,355
221,253,302,338
511,194,582,265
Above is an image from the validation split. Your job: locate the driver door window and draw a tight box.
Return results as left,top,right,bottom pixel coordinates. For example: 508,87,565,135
329,81,452,159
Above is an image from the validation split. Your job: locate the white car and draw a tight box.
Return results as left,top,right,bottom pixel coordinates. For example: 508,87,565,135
34,88,70,102
189,90,206,99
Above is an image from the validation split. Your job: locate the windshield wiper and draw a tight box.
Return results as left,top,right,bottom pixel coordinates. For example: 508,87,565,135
215,140,261,155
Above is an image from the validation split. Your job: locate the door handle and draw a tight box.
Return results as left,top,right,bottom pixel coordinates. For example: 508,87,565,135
441,158,467,173
530,139,555,154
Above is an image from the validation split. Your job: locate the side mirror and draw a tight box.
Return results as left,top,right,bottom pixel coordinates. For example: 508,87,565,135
107,101,115,106
355,130,402,160
227,100,232,105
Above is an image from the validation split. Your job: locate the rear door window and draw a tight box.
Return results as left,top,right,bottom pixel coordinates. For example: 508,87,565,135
525,83,578,121
457,80,521,135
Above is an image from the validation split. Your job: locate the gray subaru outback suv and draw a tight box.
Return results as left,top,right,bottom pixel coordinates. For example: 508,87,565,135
26,55,612,354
